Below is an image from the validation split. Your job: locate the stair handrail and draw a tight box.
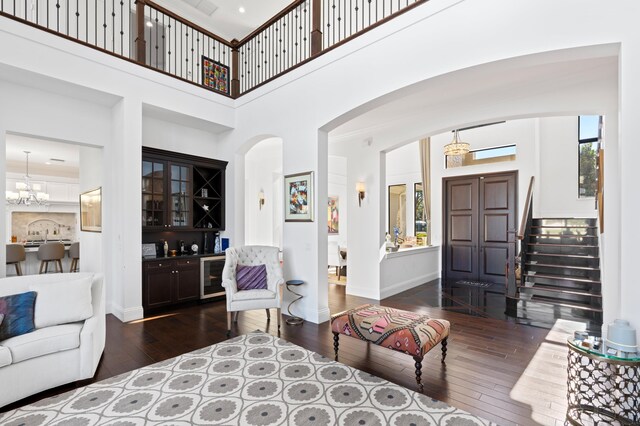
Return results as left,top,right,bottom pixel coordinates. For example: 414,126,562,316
507,176,534,301
519,176,535,240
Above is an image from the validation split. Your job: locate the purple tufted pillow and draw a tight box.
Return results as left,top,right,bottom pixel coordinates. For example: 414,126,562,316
236,264,268,291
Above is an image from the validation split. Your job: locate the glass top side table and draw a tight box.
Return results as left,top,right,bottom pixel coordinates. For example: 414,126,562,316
285,280,304,326
566,338,640,426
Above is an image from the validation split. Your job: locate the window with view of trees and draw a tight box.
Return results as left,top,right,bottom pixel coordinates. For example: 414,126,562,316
578,116,600,198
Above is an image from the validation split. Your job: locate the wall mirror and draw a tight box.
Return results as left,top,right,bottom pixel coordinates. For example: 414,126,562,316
388,184,406,236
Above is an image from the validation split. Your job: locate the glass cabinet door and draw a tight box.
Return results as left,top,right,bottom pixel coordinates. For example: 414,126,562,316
142,160,165,227
170,163,191,227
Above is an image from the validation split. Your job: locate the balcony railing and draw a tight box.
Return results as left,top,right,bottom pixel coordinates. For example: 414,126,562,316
0,0,428,97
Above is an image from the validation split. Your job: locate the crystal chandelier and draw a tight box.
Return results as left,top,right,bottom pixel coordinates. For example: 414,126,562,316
443,130,470,156
6,151,50,206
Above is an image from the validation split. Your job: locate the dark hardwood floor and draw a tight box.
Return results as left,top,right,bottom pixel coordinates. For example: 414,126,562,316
2,281,576,426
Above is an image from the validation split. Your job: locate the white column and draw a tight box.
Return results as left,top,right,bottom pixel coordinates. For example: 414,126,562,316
105,97,143,321
618,41,640,342
0,126,6,278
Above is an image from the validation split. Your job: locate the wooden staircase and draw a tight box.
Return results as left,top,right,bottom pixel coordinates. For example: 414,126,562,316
517,218,602,319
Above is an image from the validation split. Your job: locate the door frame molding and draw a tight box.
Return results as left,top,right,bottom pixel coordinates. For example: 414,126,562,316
442,170,519,282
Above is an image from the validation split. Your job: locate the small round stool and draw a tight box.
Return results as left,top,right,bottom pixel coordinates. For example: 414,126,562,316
37,242,65,274
285,280,305,326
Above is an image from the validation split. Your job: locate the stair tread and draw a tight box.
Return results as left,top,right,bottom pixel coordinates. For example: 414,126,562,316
529,233,597,238
519,295,603,312
525,262,599,271
531,225,597,229
528,242,598,248
519,283,602,297
524,272,601,284
527,252,599,259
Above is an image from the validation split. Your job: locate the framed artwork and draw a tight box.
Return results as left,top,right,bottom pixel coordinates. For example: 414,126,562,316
328,196,339,234
201,56,230,95
285,171,314,222
80,187,102,232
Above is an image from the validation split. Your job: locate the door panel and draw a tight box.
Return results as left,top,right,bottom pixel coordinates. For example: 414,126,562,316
451,183,473,210
483,181,509,209
483,247,509,276
445,178,478,280
484,214,509,242
451,215,473,241
444,172,516,283
451,246,473,272
478,174,516,282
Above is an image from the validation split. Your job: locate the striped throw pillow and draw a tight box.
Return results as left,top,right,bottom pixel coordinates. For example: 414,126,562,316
236,264,268,291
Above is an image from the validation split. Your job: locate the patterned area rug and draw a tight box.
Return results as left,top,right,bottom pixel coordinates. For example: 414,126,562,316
0,332,496,425
455,280,493,288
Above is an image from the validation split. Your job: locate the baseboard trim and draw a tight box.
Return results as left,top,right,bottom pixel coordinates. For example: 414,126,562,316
111,304,144,322
346,286,380,300
380,272,439,300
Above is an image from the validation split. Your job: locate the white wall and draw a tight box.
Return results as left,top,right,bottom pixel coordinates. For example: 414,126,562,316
385,141,422,237
141,115,219,159
538,116,598,218
78,145,104,276
244,138,283,248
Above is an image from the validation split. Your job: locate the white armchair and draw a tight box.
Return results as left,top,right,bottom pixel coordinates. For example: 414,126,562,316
328,241,347,280
222,246,284,335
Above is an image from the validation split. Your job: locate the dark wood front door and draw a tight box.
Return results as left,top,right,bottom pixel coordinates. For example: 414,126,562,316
444,172,517,283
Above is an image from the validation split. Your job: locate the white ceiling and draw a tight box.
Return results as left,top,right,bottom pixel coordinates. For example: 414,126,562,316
5,134,81,178
154,0,293,41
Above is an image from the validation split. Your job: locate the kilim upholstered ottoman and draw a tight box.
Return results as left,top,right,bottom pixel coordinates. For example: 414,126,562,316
330,304,450,392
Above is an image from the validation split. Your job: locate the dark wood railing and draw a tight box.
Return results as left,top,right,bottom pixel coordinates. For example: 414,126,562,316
510,176,535,298
0,0,429,97
142,1,232,90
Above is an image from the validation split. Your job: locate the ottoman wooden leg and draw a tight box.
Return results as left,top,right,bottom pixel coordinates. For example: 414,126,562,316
441,337,448,363
413,355,424,393
333,332,340,360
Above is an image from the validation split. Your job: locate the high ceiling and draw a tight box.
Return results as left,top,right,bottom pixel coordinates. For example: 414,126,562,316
153,0,293,41
5,134,81,179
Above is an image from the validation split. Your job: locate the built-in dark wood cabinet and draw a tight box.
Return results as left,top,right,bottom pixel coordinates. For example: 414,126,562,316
142,147,227,231
143,258,200,310
141,147,228,313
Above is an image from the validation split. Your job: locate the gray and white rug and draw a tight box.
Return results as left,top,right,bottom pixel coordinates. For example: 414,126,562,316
0,332,496,425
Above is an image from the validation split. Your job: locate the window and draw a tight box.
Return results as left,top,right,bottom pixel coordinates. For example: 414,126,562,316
414,183,426,234
578,116,601,198
446,145,516,169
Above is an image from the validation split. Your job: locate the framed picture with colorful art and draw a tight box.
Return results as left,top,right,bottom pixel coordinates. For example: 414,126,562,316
285,171,314,222
201,56,229,95
328,196,339,233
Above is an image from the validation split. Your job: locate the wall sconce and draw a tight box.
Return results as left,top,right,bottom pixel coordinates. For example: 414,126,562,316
258,190,265,210
356,181,366,207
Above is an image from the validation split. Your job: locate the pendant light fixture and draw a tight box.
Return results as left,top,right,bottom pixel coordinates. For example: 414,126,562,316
5,151,50,206
443,129,470,156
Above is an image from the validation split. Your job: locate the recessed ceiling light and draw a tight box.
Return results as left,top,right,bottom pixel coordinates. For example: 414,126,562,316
238,6,245,13
146,21,153,27
45,162,51,165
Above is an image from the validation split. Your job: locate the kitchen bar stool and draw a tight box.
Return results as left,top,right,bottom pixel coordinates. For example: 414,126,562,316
6,244,26,276
37,242,65,274
69,242,80,272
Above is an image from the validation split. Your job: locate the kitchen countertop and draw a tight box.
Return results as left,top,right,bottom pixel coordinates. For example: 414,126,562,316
142,253,225,262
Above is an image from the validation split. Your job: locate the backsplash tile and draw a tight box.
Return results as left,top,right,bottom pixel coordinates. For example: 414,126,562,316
11,212,77,242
